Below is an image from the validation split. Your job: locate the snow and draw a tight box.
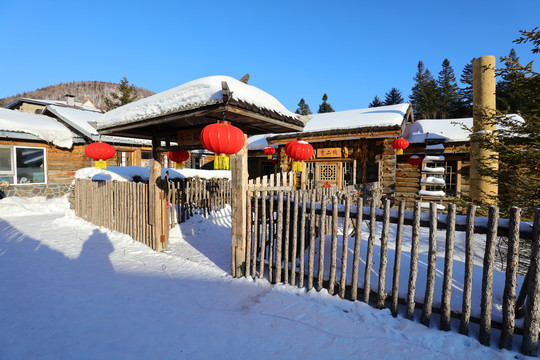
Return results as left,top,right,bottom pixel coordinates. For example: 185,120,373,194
426,143,446,150
419,189,446,197
421,176,446,185
96,76,306,130
74,166,231,181
0,194,529,359
291,103,410,135
46,105,103,136
0,108,75,148
422,166,445,174
424,155,445,162
247,134,269,151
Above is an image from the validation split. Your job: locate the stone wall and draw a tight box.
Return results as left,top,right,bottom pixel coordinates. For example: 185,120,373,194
0,183,71,199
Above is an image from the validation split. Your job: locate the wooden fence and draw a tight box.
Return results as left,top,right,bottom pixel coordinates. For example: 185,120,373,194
243,185,540,356
72,177,231,251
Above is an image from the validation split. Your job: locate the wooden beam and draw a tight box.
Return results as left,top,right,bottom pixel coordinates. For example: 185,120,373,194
226,106,304,132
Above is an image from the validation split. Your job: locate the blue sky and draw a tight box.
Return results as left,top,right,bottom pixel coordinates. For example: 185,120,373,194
1,0,538,112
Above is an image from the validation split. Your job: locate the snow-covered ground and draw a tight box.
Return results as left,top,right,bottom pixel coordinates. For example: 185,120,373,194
0,196,532,359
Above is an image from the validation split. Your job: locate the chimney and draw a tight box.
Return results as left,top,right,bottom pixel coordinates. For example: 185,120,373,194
65,94,75,107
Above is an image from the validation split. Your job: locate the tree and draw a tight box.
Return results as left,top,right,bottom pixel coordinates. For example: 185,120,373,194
369,95,384,107
104,76,138,110
472,28,540,219
456,58,475,117
409,61,438,119
496,48,525,112
383,88,404,105
317,93,335,113
436,59,461,118
295,98,312,115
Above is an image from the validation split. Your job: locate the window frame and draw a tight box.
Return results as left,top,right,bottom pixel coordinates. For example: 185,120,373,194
0,145,47,185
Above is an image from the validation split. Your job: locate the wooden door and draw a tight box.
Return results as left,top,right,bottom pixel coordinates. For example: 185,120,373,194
316,161,341,188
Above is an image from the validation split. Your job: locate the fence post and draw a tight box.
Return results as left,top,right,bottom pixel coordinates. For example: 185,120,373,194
522,209,540,356
391,200,405,316
440,203,456,331
421,202,438,327
230,133,248,277
339,195,351,299
363,198,377,304
377,198,390,309
499,207,521,349
317,194,328,291
308,191,317,291
351,197,363,301
460,204,476,335
479,205,499,346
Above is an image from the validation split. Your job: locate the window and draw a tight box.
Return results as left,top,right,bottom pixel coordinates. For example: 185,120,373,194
0,146,46,185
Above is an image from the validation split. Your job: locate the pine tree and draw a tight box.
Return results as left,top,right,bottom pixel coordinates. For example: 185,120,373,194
496,49,525,112
436,59,461,118
383,88,404,105
369,95,384,107
409,61,438,119
295,98,312,115
317,93,335,113
104,77,138,110
472,28,540,219
456,58,475,117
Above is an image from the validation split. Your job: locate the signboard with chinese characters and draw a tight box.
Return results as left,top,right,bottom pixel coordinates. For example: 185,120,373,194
176,128,203,147
316,147,341,158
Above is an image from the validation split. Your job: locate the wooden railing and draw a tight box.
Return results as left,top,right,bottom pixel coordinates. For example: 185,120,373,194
243,187,540,356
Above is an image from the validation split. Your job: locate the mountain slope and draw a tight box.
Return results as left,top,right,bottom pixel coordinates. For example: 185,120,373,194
0,81,155,109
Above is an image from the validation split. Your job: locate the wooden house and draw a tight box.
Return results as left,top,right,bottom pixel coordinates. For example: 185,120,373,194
248,103,414,200
0,100,154,198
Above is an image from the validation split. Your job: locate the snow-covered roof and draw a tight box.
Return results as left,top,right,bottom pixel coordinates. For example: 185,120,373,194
5,97,99,110
45,105,152,146
301,103,411,134
404,115,524,144
247,134,270,151
96,76,306,130
0,108,75,148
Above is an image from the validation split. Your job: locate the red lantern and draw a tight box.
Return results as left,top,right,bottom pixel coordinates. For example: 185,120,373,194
200,122,245,170
84,141,115,169
200,122,245,155
263,146,276,159
392,137,409,155
168,150,190,163
285,139,313,161
285,139,313,172
407,155,424,166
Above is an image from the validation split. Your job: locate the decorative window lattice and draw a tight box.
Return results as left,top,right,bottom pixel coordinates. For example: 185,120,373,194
320,164,338,182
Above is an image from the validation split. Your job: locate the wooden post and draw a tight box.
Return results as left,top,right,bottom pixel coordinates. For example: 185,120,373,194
377,198,390,308
499,207,521,349
522,209,540,356
290,190,299,286
391,201,405,316
308,191,317,291
420,202,437,326
299,191,307,288
275,191,284,283
339,195,350,299
231,133,248,277
479,205,499,346
440,203,456,331
317,194,328,292
329,195,339,295
351,197,363,301
363,199,376,304
283,190,291,285
251,178,260,278
460,204,476,335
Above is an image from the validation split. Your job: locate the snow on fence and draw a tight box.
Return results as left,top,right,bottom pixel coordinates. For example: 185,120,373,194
243,185,540,356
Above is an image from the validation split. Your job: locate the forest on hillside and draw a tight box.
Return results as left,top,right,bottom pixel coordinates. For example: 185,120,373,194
0,81,155,108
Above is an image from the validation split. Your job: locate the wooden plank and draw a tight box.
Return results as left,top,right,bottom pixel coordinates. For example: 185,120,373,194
391,201,405,316
499,207,521,349
406,202,421,320
479,205,499,346
283,190,291,285
298,191,307,288
317,194,328,292
268,187,275,283
245,187,252,278
275,191,284,283
308,191,317,291
421,202,438,327
290,190,299,286
363,200,377,304
339,196,351,299
440,203,456,331
230,135,248,277
258,176,268,279
377,198,390,308
521,209,540,356
460,204,476,335
251,178,260,278
351,197,363,301
329,195,339,295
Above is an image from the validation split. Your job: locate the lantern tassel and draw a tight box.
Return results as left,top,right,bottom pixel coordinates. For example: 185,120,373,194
397,149,403,155
292,161,302,172
95,160,107,169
